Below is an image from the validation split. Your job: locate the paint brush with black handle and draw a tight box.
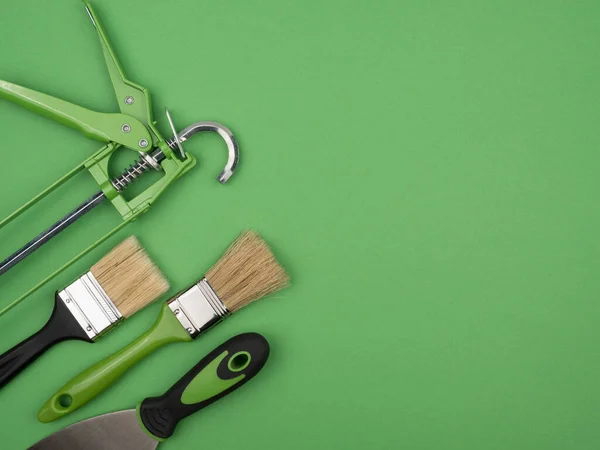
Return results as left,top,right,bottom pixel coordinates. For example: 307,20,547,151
0,236,169,389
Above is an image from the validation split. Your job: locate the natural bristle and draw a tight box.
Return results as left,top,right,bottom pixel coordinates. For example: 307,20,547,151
90,237,169,318
206,231,290,313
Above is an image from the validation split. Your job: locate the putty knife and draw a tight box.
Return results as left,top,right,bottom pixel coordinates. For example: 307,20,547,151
29,333,269,450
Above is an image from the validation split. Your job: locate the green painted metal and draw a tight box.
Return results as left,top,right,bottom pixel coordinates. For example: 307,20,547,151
0,0,198,316
37,304,192,423
0,219,132,317
0,80,152,149
84,1,155,136
180,351,245,405
0,160,85,229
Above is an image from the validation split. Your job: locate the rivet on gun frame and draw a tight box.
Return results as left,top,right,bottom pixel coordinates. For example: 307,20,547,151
125,96,134,105
86,326,92,332
174,309,180,315
122,124,131,133
139,139,149,148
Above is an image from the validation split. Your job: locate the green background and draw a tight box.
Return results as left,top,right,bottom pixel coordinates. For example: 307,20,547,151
1,0,599,448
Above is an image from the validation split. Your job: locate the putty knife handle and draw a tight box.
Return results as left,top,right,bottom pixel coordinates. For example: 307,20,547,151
139,333,270,440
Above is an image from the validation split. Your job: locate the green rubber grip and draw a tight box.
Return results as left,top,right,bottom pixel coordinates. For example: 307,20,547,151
138,333,270,440
37,304,191,423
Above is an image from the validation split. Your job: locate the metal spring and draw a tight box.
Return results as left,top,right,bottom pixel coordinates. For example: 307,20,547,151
166,137,179,151
111,156,153,192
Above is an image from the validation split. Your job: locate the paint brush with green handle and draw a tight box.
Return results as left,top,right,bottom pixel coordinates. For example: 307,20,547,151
38,231,289,422
29,333,270,449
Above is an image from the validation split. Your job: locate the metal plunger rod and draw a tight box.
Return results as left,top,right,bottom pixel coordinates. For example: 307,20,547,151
0,150,165,277
0,192,106,276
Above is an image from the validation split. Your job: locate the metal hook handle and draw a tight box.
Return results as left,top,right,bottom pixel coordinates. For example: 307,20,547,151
167,120,240,184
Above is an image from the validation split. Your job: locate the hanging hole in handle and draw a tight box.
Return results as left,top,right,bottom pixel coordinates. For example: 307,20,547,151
57,394,73,409
228,351,251,372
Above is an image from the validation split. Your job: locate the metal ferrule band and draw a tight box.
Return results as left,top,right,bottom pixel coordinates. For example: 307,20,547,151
58,272,123,341
167,278,229,338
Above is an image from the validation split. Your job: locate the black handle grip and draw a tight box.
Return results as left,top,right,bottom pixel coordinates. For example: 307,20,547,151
139,332,270,440
0,294,92,389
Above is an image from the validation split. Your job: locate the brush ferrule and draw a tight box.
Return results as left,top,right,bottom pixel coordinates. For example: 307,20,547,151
58,272,123,341
167,278,230,338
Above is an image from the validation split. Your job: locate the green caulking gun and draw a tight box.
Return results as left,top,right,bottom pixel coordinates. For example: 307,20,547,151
0,1,239,316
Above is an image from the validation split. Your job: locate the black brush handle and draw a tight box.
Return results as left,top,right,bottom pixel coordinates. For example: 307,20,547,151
0,294,92,389
139,332,270,440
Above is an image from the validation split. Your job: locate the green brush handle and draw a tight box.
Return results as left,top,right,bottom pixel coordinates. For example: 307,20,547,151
37,304,191,423
138,333,270,440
